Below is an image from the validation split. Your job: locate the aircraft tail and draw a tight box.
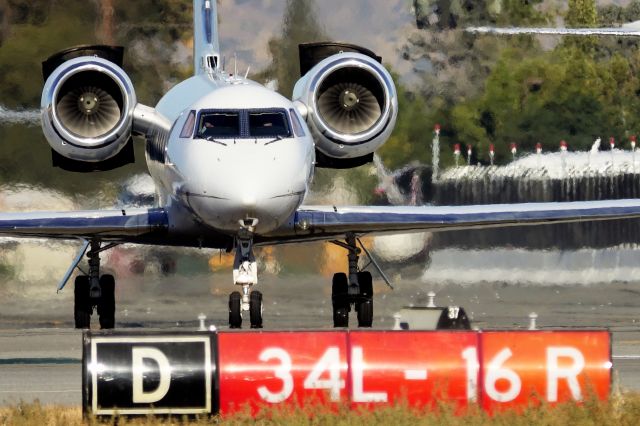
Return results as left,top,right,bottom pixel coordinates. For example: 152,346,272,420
193,0,220,75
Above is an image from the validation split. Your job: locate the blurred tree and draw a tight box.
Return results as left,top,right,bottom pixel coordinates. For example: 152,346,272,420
565,0,598,52
254,0,327,98
566,0,597,27
447,45,640,163
378,74,433,170
0,1,98,108
396,0,549,167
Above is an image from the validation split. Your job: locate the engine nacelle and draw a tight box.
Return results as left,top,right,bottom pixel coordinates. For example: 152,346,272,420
293,50,397,167
41,56,136,163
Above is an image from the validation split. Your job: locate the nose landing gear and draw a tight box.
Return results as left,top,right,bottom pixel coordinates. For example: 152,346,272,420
228,220,263,329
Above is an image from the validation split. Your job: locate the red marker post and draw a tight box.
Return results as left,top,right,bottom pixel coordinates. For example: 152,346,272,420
560,140,568,152
631,135,637,151
609,137,615,150
535,143,542,154
489,144,495,165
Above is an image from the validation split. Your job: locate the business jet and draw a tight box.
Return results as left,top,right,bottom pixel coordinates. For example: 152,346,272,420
7,1,640,329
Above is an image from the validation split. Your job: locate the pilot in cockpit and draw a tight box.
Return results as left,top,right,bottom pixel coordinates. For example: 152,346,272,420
200,119,215,136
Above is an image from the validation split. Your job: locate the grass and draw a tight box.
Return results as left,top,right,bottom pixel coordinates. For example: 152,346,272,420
2,393,640,426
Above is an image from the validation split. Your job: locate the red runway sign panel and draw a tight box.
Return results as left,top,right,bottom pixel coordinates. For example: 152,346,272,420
479,331,611,412
83,329,612,417
218,331,348,413
347,331,478,407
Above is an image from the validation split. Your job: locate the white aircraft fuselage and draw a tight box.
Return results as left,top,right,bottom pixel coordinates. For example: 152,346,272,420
151,77,315,236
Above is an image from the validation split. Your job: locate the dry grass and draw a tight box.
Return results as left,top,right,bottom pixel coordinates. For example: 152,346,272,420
2,393,640,426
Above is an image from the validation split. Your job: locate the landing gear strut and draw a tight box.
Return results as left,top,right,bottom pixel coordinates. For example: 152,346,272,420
73,240,117,329
228,220,263,329
331,233,375,328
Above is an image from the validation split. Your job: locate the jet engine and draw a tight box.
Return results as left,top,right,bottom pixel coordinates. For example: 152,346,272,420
41,48,137,166
293,43,398,168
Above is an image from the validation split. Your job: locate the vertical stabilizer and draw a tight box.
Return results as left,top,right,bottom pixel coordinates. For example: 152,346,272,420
193,0,220,75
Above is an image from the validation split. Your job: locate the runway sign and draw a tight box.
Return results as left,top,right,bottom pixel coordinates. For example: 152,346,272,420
83,330,610,416
218,331,348,413
479,330,611,412
218,331,477,413
82,331,217,416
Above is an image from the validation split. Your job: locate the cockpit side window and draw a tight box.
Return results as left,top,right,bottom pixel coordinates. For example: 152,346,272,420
197,111,241,138
248,110,291,138
289,109,306,137
179,110,196,138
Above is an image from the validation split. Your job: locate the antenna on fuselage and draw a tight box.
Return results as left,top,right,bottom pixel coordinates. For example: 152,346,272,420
244,66,251,79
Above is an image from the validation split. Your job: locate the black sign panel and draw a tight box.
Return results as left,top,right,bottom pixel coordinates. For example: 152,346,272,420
82,331,218,416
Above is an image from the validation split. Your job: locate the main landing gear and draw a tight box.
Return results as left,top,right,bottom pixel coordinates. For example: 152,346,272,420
330,233,375,328
228,219,263,329
72,240,117,329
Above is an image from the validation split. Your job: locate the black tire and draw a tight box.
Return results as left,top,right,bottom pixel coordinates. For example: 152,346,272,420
74,276,91,329
229,291,242,329
332,273,349,328
356,271,374,327
249,291,263,329
97,275,116,329
357,299,373,328
357,271,373,298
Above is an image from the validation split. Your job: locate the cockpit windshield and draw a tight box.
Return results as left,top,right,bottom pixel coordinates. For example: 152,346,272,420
198,111,241,138
248,111,290,138
195,109,291,139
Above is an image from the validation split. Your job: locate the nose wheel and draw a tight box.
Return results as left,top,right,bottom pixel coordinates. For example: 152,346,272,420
228,225,264,329
228,290,263,329
228,291,242,328
249,291,263,328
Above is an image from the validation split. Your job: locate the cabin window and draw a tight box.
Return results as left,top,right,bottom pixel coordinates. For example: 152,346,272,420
179,110,196,138
197,111,241,138
248,110,291,138
289,109,306,137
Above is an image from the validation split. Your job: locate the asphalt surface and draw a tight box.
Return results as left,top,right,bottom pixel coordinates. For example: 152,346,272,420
2,264,640,405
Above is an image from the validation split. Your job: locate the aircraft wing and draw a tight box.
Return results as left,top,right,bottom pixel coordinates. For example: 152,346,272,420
292,199,640,239
0,208,167,240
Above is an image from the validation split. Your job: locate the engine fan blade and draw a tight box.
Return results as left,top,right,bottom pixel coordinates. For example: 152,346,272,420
57,86,121,138
317,82,381,134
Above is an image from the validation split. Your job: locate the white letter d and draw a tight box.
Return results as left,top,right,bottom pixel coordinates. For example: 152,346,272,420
132,347,172,404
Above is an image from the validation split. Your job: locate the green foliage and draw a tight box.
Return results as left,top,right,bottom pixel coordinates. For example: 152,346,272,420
413,0,547,30
395,0,640,167
565,0,598,52
567,0,597,27
0,1,98,108
378,74,433,170
254,0,328,98
599,0,640,25
446,45,640,163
